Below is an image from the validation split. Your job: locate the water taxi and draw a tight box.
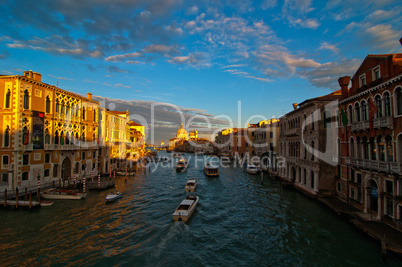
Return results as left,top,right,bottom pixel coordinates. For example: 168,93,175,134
185,179,197,192
221,156,231,164
41,188,86,200
105,191,122,202
246,164,259,174
173,195,199,222
176,158,188,172
204,163,219,177
172,153,182,158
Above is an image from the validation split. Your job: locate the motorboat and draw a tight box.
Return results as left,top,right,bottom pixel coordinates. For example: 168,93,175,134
116,171,135,176
173,195,199,222
176,159,188,172
246,164,259,174
172,153,181,158
204,162,219,177
105,191,122,202
40,200,54,207
185,179,197,192
221,157,231,164
41,188,86,200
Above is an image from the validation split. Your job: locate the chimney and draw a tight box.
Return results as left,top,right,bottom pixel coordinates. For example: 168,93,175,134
32,72,42,82
292,103,298,110
338,76,351,100
87,92,92,100
24,70,33,78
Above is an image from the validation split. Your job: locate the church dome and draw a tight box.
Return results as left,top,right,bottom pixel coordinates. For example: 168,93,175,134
176,124,188,139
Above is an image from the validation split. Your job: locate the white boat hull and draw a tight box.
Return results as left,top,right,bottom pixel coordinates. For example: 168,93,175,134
173,196,199,222
41,189,85,200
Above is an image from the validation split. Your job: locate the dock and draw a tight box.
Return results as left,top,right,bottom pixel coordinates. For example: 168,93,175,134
0,199,41,209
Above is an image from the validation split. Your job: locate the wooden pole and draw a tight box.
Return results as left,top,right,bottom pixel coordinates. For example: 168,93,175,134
25,188,27,201
37,188,40,202
15,187,19,209
29,191,32,209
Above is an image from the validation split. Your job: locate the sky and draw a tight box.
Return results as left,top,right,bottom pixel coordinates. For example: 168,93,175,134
0,0,401,144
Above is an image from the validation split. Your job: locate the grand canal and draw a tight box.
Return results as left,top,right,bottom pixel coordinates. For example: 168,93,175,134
0,152,401,266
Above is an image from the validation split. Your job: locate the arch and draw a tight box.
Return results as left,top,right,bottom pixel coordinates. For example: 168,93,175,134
45,128,50,144
65,131,70,145
5,89,11,108
383,91,391,117
348,104,353,123
22,126,29,145
362,136,369,160
350,137,355,157
354,102,361,122
23,90,29,109
375,94,382,118
291,166,296,182
393,86,402,116
3,125,10,147
61,157,72,180
377,135,385,161
367,179,379,213
54,130,59,145
45,96,51,113
361,99,367,121
310,171,315,189
385,135,394,162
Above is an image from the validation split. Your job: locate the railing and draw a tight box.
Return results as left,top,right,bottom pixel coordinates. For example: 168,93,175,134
374,116,393,129
23,144,34,151
346,157,400,174
284,128,299,136
389,162,402,174
345,157,350,165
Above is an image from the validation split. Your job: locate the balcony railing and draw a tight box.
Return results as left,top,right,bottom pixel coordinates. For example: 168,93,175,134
43,142,98,150
284,128,299,136
346,157,400,174
23,144,34,151
389,162,402,174
350,116,393,131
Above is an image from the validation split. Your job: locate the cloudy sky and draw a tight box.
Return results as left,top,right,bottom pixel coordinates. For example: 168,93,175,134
1,0,401,144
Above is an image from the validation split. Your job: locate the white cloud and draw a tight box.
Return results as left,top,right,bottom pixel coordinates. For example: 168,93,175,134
319,42,339,53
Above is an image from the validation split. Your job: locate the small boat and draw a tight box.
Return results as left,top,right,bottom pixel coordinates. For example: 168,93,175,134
221,157,231,164
105,191,122,202
172,153,181,158
40,200,54,207
173,195,199,222
246,164,259,174
41,188,86,200
204,163,219,177
176,159,188,172
116,171,135,176
185,179,197,192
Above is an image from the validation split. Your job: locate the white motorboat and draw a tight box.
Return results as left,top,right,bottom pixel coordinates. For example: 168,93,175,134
105,191,122,202
204,163,219,177
41,188,86,200
176,159,188,172
221,157,231,164
172,153,181,158
185,179,197,192
40,200,54,207
116,171,135,176
173,195,199,222
246,164,259,174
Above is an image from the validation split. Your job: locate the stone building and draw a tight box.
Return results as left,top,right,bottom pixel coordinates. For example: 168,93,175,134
337,53,402,227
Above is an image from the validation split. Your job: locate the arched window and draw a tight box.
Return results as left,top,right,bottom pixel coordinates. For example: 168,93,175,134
81,133,85,142
370,137,376,161
66,132,70,145
5,89,11,108
60,101,64,114
384,92,391,117
362,136,369,160
375,95,382,118
378,136,385,161
350,137,355,157
23,90,29,109
55,99,59,113
45,129,50,144
303,169,306,185
386,135,393,162
66,105,70,117
60,131,64,145
396,87,402,115
354,102,361,122
311,111,315,130
54,131,59,145
323,110,331,128
361,100,367,121
356,137,361,159
348,105,353,123
93,109,97,122
45,96,51,113
311,171,315,189
22,126,29,145
82,107,86,120
3,126,10,147
311,141,315,161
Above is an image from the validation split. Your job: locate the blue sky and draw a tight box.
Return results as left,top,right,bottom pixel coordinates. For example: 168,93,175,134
1,0,401,144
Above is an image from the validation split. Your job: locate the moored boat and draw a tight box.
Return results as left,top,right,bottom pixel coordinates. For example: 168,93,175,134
246,164,259,174
221,156,231,164
105,191,122,202
185,179,197,192
41,188,86,200
172,153,181,158
204,163,219,177
40,200,54,207
173,195,199,222
116,171,135,176
176,158,188,172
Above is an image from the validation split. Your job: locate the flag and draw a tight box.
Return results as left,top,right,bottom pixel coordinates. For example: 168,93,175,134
340,107,348,126
23,130,29,145
61,135,65,145
368,93,378,137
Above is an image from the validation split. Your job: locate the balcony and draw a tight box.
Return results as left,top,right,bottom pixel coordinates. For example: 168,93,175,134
284,128,299,136
23,144,33,151
351,121,369,131
373,116,393,129
389,162,402,174
346,157,399,174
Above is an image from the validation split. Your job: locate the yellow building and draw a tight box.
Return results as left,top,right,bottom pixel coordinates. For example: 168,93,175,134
0,71,99,192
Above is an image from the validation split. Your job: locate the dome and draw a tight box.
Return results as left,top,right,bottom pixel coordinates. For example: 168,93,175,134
176,124,188,140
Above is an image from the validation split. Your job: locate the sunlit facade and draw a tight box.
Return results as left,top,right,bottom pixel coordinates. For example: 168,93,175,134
0,71,99,192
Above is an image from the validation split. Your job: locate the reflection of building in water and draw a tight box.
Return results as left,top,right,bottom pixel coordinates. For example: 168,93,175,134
0,70,146,193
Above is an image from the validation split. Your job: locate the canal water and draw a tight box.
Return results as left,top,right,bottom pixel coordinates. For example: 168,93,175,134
0,152,401,266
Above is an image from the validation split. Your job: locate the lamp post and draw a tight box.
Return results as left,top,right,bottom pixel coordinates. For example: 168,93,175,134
367,186,373,221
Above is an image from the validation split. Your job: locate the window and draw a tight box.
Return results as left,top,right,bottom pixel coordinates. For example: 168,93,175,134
311,171,315,189
378,136,385,161
356,173,362,184
311,141,315,161
361,100,367,121
348,105,353,123
386,180,393,194
359,74,366,87
82,152,86,160
351,169,355,183
337,182,341,192
55,99,59,113
363,137,369,160
324,110,331,128
44,169,50,177
45,129,50,144
22,172,29,181
311,112,315,130
53,164,58,177
375,95,382,118
370,138,377,160
2,155,9,166
386,135,394,162
46,96,51,113
82,107,86,120
22,126,29,145
45,153,50,163
5,89,11,108
23,90,29,109
92,163,96,170
397,87,402,115
354,103,361,122
350,138,355,157
3,126,10,147
384,92,391,117
81,164,86,171
65,132,70,145
23,154,29,165
373,67,380,80
54,131,59,144
1,173,8,183
386,197,393,216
